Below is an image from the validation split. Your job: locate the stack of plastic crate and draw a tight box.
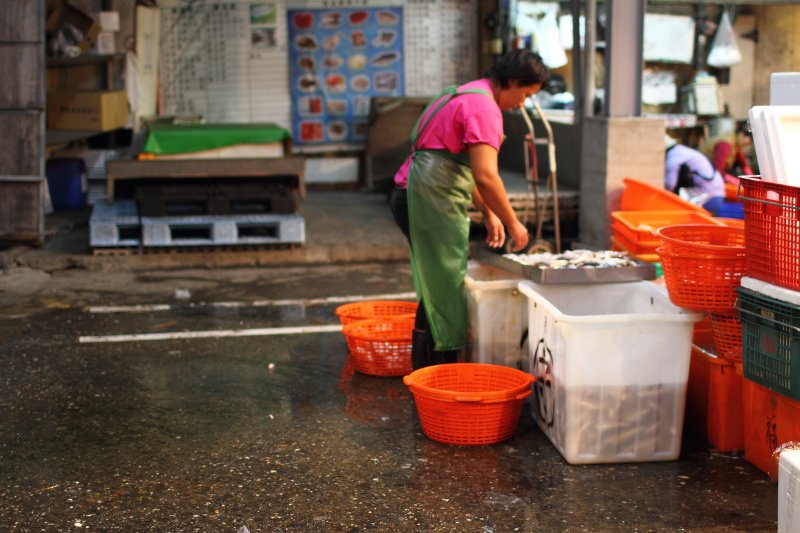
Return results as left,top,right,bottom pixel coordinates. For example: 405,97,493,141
737,176,800,479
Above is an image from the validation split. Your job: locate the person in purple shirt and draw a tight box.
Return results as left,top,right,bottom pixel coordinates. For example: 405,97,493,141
664,135,726,214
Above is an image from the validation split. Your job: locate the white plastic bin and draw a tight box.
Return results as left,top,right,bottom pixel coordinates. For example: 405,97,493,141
465,261,528,371
518,280,703,464
779,449,800,533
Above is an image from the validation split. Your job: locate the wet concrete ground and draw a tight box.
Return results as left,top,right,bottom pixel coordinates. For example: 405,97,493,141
0,262,778,532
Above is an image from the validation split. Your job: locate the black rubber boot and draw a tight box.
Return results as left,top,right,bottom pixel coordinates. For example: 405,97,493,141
411,328,429,370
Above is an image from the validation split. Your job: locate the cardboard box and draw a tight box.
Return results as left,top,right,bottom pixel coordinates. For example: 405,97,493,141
47,90,129,132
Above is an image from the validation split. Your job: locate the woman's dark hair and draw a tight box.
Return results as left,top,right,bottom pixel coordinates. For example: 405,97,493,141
485,49,551,90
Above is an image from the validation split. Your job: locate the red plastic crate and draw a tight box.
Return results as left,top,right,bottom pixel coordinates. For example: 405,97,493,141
620,178,709,213
686,345,744,452
739,177,800,291
743,378,800,479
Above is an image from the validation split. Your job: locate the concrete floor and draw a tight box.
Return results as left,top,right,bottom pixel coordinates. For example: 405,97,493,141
0,259,779,533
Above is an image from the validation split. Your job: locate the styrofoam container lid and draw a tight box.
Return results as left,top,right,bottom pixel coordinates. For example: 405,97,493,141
741,276,800,306
465,260,524,289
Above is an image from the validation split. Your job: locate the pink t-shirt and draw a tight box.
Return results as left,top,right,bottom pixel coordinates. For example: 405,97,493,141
393,78,503,188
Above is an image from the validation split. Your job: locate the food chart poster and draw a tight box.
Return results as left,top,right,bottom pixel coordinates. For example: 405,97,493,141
287,0,404,144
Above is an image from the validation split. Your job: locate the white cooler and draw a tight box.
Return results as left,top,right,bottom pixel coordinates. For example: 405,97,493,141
465,260,528,371
518,280,703,464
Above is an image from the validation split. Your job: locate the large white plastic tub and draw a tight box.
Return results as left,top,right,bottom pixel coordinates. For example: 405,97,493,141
518,280,703,464
465,261,528,371
779,449,800,533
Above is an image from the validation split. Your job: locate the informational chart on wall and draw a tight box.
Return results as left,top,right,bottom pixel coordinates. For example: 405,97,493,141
286,0,404,144
158,0,292,126
404,0,478,97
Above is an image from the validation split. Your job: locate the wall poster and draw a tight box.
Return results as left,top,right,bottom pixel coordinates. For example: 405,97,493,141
287,0,404,144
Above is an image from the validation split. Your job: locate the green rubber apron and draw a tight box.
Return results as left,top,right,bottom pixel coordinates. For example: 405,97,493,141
407,86,492,351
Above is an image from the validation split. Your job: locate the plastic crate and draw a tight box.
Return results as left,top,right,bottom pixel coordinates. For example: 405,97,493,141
743,378,800,479
620,178,709,213
464,261,528,371
779,450,800,533
739,177,800,291
518,280,702,464
609,234,659,263
685,345,744,452
610,210,723,247
738,280,800,400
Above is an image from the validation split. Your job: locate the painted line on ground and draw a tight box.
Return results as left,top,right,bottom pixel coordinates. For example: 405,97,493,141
86,292,417,314
79,324,343,344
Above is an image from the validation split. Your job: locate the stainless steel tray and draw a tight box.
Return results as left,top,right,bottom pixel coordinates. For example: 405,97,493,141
473,248,657,284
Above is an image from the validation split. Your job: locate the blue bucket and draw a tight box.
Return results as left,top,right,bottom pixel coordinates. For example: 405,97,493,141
46,158,88,210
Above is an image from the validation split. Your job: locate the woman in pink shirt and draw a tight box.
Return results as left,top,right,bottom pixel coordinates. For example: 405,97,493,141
390,50,550,369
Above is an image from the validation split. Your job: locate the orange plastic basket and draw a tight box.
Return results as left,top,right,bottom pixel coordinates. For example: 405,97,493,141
656,224,746,255
654,225,746,312
403,363,534,446
335,300,417,326
709,310,742,362
656,246,745,312
342,318,414,377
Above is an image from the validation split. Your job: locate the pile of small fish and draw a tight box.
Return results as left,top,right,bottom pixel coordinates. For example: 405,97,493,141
503,249,639,269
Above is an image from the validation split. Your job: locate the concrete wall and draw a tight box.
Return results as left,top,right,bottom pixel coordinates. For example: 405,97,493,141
579,117,664,248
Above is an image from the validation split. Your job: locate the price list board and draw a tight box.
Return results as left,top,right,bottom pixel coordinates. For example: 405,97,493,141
404,0,478,97
158,1,292,126
286,0,404,144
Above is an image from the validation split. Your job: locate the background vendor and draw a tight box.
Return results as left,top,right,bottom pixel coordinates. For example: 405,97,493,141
390,49,551,369
664,135,726,215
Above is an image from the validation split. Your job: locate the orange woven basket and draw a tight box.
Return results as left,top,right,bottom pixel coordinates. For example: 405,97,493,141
709,311,743,362
403,363,534,446
342,318,414,377
654,225,746,312
335,300,417,326
656,224,746,255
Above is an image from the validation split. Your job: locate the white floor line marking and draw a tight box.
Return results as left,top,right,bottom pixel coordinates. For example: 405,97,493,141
79,324,343,344
86,292,417,314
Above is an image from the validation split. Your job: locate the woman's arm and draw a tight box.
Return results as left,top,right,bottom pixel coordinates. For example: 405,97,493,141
469,143,529,251
471,187,505,248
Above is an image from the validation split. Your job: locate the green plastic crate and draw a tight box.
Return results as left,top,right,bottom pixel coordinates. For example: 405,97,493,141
739,286,800,401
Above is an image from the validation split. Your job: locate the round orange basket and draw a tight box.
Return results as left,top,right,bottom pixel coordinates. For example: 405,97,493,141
403,363,534,446
335,300,417,326
342,318,414,376
709,311,742,362
655,225,746,312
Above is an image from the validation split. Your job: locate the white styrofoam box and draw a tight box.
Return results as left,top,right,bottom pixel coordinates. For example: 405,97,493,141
778,449,800,533
95,11,120,32
742,277,800,306
772,73,800,105
92,31,116,55
518,280,703,464
772,109,800,187
749,107,777,183
465,261,528,371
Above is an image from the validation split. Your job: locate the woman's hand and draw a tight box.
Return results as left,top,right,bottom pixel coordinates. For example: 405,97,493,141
483,210,505,248
508,220,529,252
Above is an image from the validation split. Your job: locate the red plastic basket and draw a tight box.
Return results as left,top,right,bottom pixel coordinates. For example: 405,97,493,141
342,318,414,377
738,177,800,291
403,363,534,446
709,310,742,362
335,300,417,326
